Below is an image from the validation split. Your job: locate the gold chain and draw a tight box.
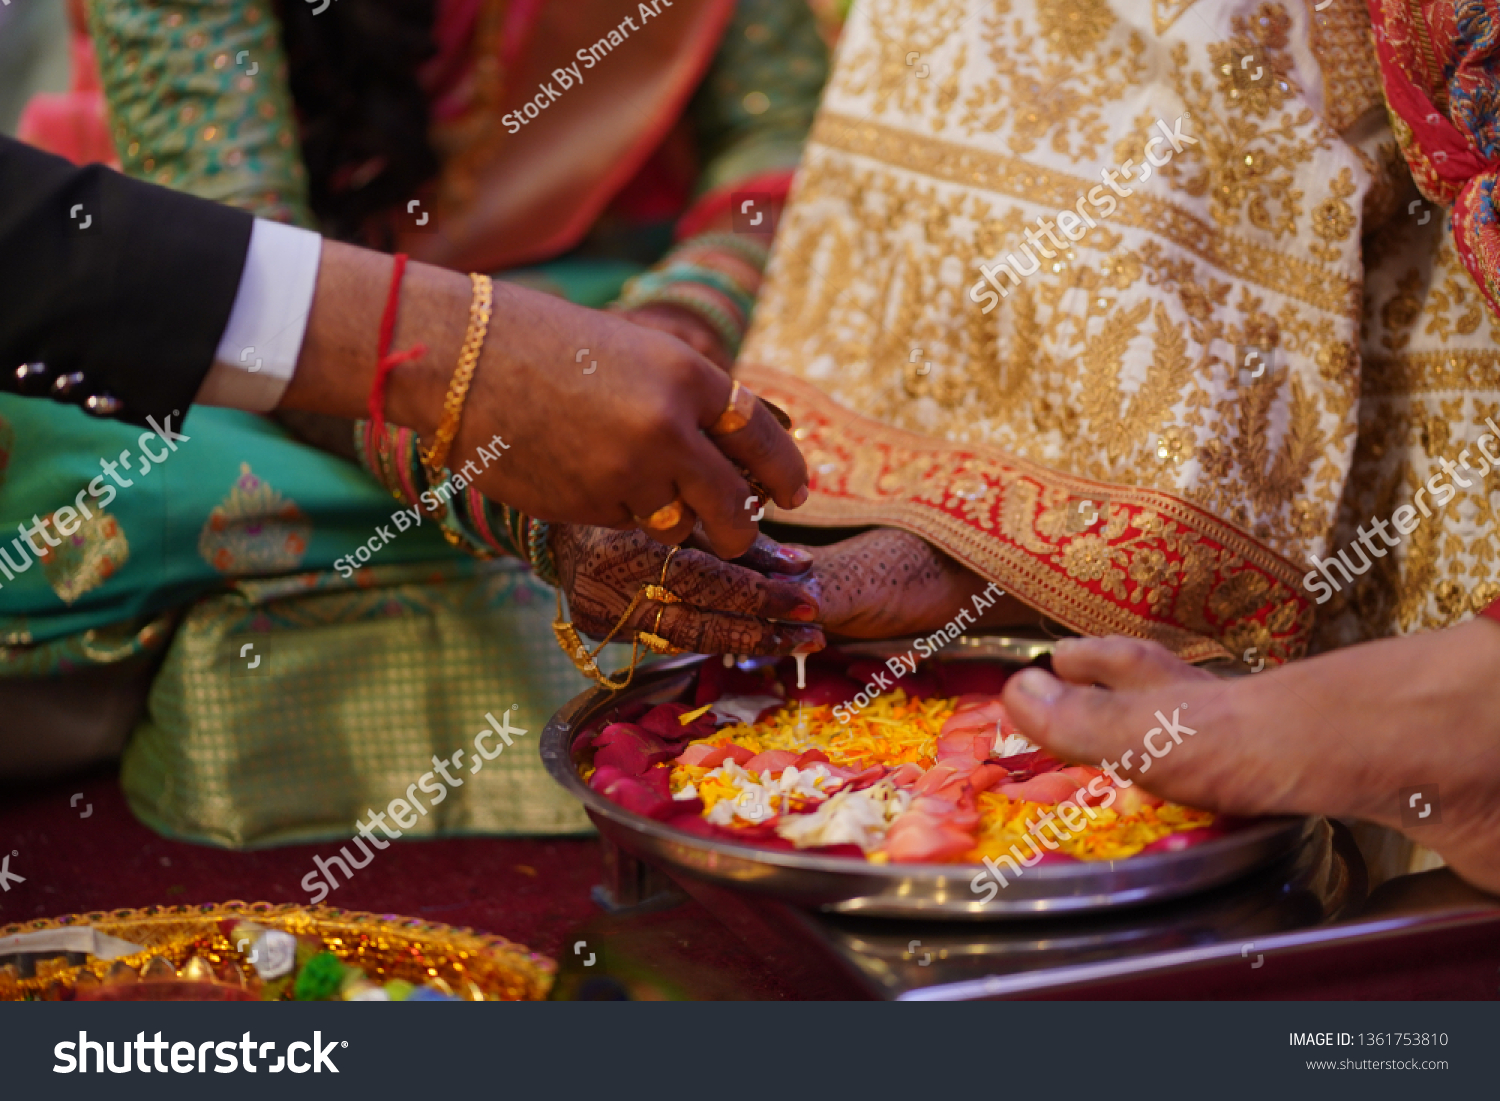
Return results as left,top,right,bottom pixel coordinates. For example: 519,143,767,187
420,272,493,475
554,588,649,691
553,546,684,689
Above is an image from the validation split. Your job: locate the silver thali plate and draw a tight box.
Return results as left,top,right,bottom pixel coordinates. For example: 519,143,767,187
541,640,1312,920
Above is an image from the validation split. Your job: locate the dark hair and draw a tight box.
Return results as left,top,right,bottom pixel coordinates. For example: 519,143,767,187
272,0,439,244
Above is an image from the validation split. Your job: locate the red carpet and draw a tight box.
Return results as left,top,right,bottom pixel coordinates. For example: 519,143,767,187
1,766,603,958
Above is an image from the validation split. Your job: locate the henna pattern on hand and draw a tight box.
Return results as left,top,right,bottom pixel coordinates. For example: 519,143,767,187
552,525,823,655
797,529,1031,639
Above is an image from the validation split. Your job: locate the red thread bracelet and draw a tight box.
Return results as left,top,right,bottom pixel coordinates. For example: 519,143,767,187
367,253,428,441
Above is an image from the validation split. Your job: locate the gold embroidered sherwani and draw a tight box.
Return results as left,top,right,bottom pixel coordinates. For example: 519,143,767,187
741,0,1499,663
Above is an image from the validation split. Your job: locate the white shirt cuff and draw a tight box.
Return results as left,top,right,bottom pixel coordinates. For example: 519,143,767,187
196,219,323,412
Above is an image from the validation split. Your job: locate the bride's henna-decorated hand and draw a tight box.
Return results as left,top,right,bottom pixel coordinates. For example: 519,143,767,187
1000,629,1500,895
552,525,826,655
794,529,1035,639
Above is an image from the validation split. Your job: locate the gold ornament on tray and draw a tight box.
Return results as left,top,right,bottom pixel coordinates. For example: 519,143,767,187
0,901,553,1001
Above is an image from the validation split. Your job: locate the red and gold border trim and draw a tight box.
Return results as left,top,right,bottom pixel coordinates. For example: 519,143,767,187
744,365,1313,665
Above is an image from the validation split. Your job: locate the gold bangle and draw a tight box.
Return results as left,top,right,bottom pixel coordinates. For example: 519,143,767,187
420,272,493,475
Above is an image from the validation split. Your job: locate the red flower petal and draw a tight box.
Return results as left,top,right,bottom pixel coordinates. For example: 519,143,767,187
591,722,674,776
638,702,715,743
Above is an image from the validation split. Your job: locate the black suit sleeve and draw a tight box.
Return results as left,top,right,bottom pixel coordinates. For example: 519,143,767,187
0,135,255,426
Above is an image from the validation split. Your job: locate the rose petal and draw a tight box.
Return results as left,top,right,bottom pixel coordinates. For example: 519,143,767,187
886,763,924,788
696,744,756,769
844,765,890,792
676,743,721,767
694,660,780,707
777,657,862,705
996,771,1086,805
844,658,893,684
709,694,786,726
639,702,715,743
900,670,944,700
884,818,974,863
744,749,799,776
595,775,675,818
639,763,673,799
1137,829,1210,854
967,762,1009,793
592,722,674,776
588,765,629,793
993,749,1064,775
934,663,1013,697
939,697,1009,736
1110,785,1167,815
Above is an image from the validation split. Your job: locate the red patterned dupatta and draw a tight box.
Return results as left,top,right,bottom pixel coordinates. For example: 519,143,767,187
1368,0,1500,316
739,368,1313,667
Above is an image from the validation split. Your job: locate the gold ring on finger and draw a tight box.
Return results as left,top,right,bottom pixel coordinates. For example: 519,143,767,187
638,607,684,655
637,632,685,655
658,545,680,588
634,498,686,532
709,380,759,437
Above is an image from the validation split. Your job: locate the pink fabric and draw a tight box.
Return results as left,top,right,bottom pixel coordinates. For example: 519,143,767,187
423,0,547,123
16,32,118,168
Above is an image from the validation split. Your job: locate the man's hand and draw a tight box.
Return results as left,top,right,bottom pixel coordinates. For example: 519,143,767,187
999,628,1500,895
281,244,808,559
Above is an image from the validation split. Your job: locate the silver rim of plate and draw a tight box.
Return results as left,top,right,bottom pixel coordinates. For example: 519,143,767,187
540,640,1312,920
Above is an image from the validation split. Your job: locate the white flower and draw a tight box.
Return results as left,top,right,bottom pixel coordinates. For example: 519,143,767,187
701,761,840,825
994,729,1037,757
775,781,912,852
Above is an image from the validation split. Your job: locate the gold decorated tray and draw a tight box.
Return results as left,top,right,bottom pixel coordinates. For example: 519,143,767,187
0,901,553,1001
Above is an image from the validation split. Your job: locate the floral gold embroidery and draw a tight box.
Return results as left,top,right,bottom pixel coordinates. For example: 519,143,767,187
38,509,129,605
198,463,312,575
742,365,1313,662
960,0,1146,161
